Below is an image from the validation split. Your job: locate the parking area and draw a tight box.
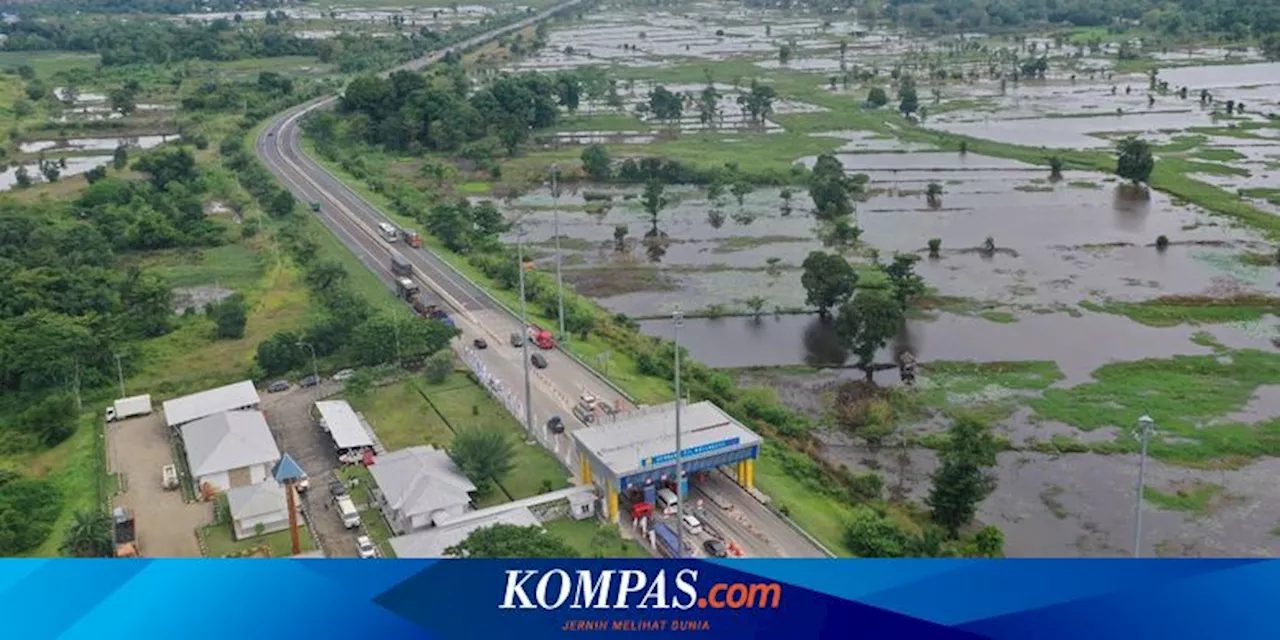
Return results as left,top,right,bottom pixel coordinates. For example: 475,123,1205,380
106,413,211,557
260,381,361,557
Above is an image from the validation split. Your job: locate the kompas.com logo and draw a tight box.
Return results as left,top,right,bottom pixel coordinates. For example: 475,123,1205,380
498,568,783,611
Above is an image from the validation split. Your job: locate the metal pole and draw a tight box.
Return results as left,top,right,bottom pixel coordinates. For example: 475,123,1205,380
298,342,318,390
113,353,126,398
552,164,566,342
1132,414,1154,558
517,227,535,440
673,308,684,559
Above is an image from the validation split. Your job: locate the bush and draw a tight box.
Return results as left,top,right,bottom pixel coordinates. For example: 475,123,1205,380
0,476,62,555
208,294,248,339
423,351,453,384
19,393,79,448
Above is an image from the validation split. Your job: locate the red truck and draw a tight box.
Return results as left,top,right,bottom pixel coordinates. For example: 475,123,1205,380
527,325,555,349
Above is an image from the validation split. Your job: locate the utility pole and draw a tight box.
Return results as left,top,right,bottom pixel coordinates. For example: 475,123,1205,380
551,163,566,342
517,225,535,442
297,342,319,393
1132,413,1155,558
113,353,126,398
673,307,684,559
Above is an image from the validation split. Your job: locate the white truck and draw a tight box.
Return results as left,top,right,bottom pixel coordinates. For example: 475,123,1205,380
106,395,153,422
336,495,361,528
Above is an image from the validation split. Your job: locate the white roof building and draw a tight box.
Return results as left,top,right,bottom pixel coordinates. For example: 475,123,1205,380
181,410,281,479
369,446,477,534
389,506,540,558
163,380,261,428
314,400,374,450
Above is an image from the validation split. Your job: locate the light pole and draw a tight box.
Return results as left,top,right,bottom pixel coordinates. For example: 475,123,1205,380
551,164,566,342
673,307,684,559
1132,413,1156,558
517,225,535,441
113,353,126,398
297,342,318,391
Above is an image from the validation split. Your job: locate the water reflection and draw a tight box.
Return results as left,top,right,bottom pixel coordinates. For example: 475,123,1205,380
801,315,848,367
1112,184,1152,232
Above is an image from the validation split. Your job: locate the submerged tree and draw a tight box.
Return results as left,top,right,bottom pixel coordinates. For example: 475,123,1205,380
927,415,999,537
1116,136,1155,185
1048,156,1064,181
882,254,926,310
926,182,943,207
809,153,855,220
801,251,857,317
836,289,904,382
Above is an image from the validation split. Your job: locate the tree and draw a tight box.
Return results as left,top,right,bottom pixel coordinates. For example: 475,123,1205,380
423,350,453,383
647,85,683,125
134,147,197,190
744,295,766,317
778,43,792,64
450,428,516,496
926,415,999,537
697,84,719,128
1116,136,1154,185
581,144,611,181
801,251,857,316
779,187,793,216
85,166,108,184
731,180,753,209
737,80,776,125
898,74,920,115
39,161,60,183
808,153,853,220
613,224,628,251
108,87,136,116
640,179,668,230
112,146,129,170
1264,33,1280,61
0,477,62,556
867,86,889,107
256,331,305,376
835,289,904,381
208,294,248,339
60,510,113,557
19,392,79,447
1048,156,1064,180
444,523,578,558
882,254,925,310
842,507,920,558
824,216,862,249
925,182,943,207
14,166,32,189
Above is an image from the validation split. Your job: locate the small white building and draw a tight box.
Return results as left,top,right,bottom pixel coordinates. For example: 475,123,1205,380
314,400,374,454
225,481,300,540
164,380,261,429
389,506,541,558
181,410,281,496
369,446,476,535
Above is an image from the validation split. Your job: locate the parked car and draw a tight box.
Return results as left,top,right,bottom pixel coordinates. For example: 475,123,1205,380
329,480,348,499
473,338,488,350
703,539,727,558
332,369,356,381
547,415,565,434
300,375,319,388
509,332,523,347
531,353,548,369
357,535,378,559
681,514,703,536
267,380,290,393
336,495,361,528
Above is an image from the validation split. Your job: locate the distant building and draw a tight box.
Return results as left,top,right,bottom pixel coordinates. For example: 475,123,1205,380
163,380,261,428
368,446,476,535
181,410,281,496
225,481,300,540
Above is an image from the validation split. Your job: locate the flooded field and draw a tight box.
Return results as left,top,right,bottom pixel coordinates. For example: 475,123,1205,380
19,134,178,155
0,156,120,190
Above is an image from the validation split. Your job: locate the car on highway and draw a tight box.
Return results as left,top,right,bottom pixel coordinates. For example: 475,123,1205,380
703,539,727,558
509,332,523,347
357,535,378,559
300,375,319,388
310,202,321,212
332,369,356,382
329,480,348,499
547,415,564,434
473,338,488,350
267,380,289,393
531,353,548,369
681,514,704,536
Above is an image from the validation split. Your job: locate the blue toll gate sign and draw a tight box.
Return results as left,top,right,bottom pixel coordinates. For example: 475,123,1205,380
641,438,740,468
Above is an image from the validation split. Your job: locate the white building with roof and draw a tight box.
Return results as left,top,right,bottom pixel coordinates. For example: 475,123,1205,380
369,445,476,535
389,505,541,558
314,400,375,453
225,480,300,540
163,380,261,428
181,410,281,496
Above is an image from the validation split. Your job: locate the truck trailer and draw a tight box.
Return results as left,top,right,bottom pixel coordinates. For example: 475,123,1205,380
113,506,139,558
390,253,413,278
106,395,153,422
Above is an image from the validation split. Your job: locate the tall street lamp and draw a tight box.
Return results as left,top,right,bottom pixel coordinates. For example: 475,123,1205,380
297,342,318,391
673,307,684,559
1132,413,1156,558
113,353,127,398
551,164,566,342
517,225,535,440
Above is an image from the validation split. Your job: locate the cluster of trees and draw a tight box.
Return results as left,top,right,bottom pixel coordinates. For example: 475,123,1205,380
0,470,62,556
0,19,317,66
0,0,282,16
445,523,578,558
887,0,1279,37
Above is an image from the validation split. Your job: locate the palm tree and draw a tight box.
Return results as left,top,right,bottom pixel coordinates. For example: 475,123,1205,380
450,428,515,496
60,510,113,558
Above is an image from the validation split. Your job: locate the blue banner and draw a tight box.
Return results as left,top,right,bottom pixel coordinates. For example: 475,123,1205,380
642,438,741,468
8,558,1280,639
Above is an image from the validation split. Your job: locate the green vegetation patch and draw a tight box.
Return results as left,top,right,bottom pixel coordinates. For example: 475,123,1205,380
543,519,650,558
202,521,316,558
1142,481,1226,517
1081,295,1280,327
1067,180,1103,190
1192,148,1247,163
137,244,266,290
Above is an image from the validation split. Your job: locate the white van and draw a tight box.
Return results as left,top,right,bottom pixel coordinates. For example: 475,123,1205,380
336,495,361,528
378,222,398,242
656,488,679,515
681,514,703,536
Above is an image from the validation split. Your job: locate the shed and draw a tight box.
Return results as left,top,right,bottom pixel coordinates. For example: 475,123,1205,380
314,400,374,451
164,380,261,428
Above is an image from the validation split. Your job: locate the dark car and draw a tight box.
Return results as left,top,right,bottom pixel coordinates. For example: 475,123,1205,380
267,380,289,393
329,481,348,498
310,202,321,212
547,415,564,434
473,338,488,350
510,332,524,347
531,353,548,369
300,375,319,388
703,539,728,558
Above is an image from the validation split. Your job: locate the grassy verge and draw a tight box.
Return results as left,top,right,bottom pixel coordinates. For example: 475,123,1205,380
1080,295,1280,327
544,518,650,558
201,521,316,557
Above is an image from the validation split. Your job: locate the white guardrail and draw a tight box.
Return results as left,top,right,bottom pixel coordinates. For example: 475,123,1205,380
458,346,577,471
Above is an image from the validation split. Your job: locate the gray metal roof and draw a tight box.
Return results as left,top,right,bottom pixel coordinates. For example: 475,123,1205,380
315,400,374,450
368,446,476,519
571,401,762,477
163,380,261,428
181,410,281,477
388,506,540,558
225,481,289,521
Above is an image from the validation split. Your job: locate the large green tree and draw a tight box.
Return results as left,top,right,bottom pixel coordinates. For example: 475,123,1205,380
808,153,854,220
1116,136,1155,185
208,294,248,339
581,144,611,182
835,289,904,381
449,428,516,496
444,523,578,558
926,416,1000,537
60,509,113,557
800,251,857,316
882,254,926,310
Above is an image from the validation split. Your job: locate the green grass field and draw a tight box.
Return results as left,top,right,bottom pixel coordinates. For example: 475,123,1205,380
544,518,650,558
201,521,317,557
